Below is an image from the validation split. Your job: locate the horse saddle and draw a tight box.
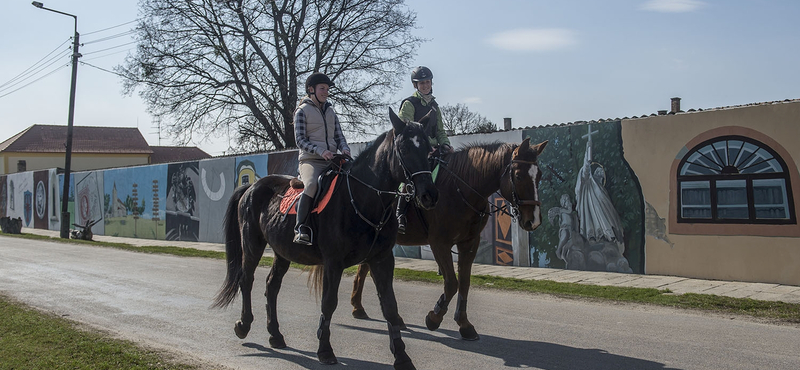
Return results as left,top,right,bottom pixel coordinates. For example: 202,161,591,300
279,155,351,215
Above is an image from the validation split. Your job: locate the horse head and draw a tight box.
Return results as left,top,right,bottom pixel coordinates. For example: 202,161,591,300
502,137,548,231
389,108,439,210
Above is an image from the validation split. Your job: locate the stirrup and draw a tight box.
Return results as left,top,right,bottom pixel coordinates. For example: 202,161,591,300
293,225,313,245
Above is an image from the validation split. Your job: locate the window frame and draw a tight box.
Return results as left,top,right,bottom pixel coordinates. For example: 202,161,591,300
676,135,796,225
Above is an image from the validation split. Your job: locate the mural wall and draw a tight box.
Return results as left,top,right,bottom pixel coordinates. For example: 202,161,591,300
1,128,645,275
524,121,645,273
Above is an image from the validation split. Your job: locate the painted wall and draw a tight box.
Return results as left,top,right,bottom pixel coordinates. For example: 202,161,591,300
524,121,645,273
4,102,799,285
622,101,800,285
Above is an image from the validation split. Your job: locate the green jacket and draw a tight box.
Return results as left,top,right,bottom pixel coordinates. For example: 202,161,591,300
398,91,451,147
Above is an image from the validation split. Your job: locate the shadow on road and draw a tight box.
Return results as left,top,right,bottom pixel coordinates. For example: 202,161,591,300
242,342,393,369
337,323,681,370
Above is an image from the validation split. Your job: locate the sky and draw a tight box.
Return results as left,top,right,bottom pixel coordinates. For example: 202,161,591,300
2,0,799,157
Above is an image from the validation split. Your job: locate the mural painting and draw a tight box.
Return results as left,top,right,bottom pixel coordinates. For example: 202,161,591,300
5,172,33,227
235,154,268,187
165,162,200,241
493,196,514,266
73,171,105,236
0,175,6,218
33,170,49,229
525,121,645,273
104,165,167,239
198,158,235,243
47,169,60,230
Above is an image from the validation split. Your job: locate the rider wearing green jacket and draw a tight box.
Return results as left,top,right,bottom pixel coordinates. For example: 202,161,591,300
396,66,452,234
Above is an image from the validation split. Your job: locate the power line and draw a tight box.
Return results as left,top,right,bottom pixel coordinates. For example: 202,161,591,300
82,30,136,45
0,63,70,99
81,48,134,62
80,61,126,78
82,41,138,56
0,50,72,94
83,19,138,36
0,38,70,89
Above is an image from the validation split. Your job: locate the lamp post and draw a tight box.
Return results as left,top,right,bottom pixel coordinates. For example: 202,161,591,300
32,1,80,239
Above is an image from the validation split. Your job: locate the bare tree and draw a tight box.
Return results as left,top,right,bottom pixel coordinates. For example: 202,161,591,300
118,0,423,152
440,103,497,135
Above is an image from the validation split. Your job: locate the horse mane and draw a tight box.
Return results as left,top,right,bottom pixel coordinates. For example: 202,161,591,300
441,141,515,187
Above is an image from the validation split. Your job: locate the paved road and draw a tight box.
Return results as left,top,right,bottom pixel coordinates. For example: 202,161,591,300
1,236,799,370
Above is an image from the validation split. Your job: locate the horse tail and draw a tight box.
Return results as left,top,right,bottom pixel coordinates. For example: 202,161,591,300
211,183,252,309
308,264,324,300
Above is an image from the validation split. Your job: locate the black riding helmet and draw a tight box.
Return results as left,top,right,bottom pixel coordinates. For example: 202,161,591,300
411,66,433,82
305,72,335,93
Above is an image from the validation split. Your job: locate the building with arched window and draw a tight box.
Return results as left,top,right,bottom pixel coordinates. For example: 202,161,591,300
622,99,800,285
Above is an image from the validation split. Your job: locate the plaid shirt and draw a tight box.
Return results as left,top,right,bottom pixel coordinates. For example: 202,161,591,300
294,98,349,157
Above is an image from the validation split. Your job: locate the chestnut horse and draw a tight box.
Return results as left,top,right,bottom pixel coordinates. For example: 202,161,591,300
213,109,438,370
350,138,547,340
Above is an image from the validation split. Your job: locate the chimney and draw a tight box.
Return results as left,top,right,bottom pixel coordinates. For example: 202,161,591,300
503,117,512,131
670,97,682,114
17,160,26,172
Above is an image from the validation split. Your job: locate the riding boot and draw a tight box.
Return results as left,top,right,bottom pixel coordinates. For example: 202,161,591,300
396,195,409,234
294,194,314,245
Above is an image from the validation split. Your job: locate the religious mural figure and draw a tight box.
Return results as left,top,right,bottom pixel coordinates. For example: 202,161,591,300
547,124,633,273
575,125,625,254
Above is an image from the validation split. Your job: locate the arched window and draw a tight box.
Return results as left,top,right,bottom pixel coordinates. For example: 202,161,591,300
677,136,796,224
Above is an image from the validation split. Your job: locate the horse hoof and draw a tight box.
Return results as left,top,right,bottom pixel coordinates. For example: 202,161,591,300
317,351,338,365
269,335,286,349
352,308,369,320
459,325,480,341
234,320,250,339
425,312,442,331
394,358,416,370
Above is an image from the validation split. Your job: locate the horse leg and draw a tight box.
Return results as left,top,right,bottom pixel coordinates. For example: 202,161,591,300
453,238,480,341
234,226,264,339
317,263,344,365
265,255,290,348
425,243,458,332
367,249,416,370
350,263,370,319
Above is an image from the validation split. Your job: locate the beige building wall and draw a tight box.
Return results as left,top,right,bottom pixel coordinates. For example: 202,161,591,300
1,152,150,174
622,101,800,285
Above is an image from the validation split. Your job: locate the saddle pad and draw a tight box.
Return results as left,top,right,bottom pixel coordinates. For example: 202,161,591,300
279,174,339,215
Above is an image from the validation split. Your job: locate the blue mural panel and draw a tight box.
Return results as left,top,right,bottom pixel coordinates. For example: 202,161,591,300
104,165,167,239
5,172,33,227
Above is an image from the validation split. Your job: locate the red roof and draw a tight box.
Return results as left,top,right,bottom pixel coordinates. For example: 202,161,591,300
0,125,153,154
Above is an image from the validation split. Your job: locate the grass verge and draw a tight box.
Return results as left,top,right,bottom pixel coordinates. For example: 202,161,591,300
0,294,199,370
4,232,800,324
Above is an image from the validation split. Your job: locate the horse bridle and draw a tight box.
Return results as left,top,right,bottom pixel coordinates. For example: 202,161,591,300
502,158,542,221
393,134,433,200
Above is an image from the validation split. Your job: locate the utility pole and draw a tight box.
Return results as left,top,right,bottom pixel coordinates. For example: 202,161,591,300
32,2,80,238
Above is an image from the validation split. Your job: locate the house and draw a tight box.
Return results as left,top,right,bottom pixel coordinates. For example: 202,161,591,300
0,125,210,174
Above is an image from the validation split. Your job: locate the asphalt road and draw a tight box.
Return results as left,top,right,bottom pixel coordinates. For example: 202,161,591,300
1,236,799,370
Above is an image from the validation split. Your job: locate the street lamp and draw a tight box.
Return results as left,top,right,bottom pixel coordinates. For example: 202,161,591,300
32,1,80,239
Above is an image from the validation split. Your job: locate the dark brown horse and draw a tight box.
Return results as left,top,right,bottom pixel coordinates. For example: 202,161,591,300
350,138,547,340
212,109,438,370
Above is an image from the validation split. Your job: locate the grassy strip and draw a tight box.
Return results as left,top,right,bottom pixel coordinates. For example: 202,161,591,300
0,294,198,370
4,232,800,323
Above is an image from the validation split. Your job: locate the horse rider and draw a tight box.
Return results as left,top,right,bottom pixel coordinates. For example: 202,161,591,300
396,65,453,234
294,72,351,245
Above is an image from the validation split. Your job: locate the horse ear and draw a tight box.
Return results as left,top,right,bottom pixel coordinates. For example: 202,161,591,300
518,137,531,153
389,107,406,133
532,140,548,155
